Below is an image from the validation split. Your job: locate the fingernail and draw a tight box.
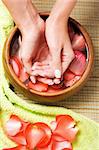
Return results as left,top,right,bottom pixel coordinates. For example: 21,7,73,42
32,65,36,71
54,69,61,78
54,78,61,84
48,81,54,85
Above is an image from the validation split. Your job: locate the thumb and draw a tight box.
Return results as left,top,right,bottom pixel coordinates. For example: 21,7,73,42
20,49,32,74
62,45,75,74
22,56,32,74
19,38,33,74
51,50,62,79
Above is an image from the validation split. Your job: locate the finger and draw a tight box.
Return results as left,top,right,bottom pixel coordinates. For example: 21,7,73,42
32,70,46,77
32,63,50,71
33,62,49,67
33,62,43,67
20,48,32,74
53,78,61,84
37,77,54,85
22,59,32,74
62,45,75,74
32,68,54,78
19,37,37,74
21,55,32,74
30,76,36,84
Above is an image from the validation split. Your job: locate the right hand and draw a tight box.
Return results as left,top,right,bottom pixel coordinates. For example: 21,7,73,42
19,16,45,75
32,16,75,84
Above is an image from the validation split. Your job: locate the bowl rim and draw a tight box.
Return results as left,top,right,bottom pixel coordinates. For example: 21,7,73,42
4,15,94,97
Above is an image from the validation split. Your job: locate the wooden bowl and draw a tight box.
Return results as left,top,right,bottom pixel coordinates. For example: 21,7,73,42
2,13,94,104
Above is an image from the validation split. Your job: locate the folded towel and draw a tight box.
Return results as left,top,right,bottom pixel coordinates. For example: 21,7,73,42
0,1,99,150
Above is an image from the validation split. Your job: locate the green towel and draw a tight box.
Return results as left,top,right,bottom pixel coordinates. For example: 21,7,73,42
0,1,99,150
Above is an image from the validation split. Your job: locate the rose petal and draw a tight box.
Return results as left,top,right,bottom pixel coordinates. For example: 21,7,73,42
35,122,52,148
28,81,48,92
51,82,63,90
10,56,22,77
25,124,45,149
37,142,52,150
3,145,27,150
64,76,81,87
52,134,66,142
10,132,27,145
72,34,85,51
64,70,75,81
52,140,72,150
54,115,78,142
69,50,86,75
50,121,57,131
26,122,52,148
5,115,22,136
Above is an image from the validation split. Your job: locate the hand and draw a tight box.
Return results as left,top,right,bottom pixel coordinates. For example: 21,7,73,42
2,0,45,75
45,16,75,76
31,34,55,85
32,17,75,83
19,16,45,74
31,0,76,82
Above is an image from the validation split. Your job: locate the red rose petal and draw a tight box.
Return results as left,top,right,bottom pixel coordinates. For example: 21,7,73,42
5,115,22,136
37,142,52,150
4,114,78,150
38,139,72,150
52,140,72,150
28,81,48,92
50,121,57,131
34,122,52,148
56,115,75,126
34,136,72,150
51,82,63,90
52,134,66,142
64,70,75,81
10,56,22,77
69,50,86,75
10,132,27,145
64,75,81,87
3,145,27,150
72,34,85,51
25,124,46,149
53,115,78,142
20,122,30,133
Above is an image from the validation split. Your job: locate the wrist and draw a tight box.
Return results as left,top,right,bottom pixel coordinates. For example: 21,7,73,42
20,15,43,36
48,10,69,24
47,14,68,27
49,0,77,23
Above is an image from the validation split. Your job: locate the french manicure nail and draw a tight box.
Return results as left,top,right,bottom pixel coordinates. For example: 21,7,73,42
54,69,61,78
